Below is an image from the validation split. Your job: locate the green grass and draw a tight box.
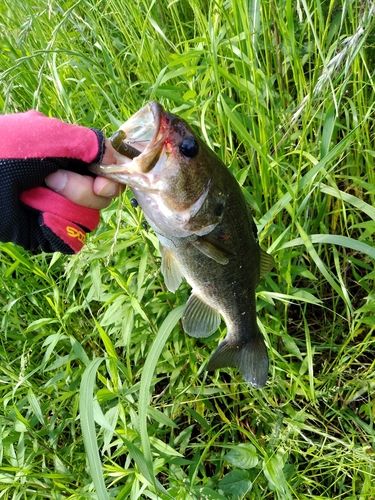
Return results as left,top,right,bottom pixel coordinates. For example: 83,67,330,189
1,0,375,498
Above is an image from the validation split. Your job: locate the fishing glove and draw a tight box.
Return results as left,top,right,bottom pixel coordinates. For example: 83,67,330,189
0,110,105,254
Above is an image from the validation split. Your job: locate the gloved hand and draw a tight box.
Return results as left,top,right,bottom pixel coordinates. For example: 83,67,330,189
0,111,117,254
18,186,100,254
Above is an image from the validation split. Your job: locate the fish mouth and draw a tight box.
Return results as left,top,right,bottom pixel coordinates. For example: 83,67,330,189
116,101,162,157
90,101,166,178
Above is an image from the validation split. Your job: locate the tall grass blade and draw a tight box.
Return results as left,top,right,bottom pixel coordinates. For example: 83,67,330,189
80,357,109,500
280,234,375,260
138,306,184,495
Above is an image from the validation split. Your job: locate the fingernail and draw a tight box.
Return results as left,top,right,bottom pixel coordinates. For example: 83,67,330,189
45,170,68,192
96,180,118,197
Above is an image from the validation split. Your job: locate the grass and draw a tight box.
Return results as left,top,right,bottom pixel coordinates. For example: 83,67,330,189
0,0,375,498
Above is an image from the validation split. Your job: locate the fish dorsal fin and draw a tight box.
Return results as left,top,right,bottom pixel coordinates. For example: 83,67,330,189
259,249,274,276
182,293,221,338
192,235,234,265
160,245,184,292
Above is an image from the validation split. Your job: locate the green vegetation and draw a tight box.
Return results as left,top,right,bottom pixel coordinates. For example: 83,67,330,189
1,0,375,498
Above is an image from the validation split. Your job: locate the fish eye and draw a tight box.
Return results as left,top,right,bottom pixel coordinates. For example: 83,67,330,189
179,137,199,158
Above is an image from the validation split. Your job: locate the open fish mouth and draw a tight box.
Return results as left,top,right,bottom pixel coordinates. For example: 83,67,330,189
90,101,165,177
114,101,162,157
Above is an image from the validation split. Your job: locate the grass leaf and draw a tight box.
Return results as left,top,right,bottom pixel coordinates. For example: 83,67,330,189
79,357,109,499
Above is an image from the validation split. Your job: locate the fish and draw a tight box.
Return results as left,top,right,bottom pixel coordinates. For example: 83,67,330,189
90,101,274,387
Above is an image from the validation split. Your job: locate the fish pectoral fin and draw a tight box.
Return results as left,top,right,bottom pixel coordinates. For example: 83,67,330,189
182,293,221,338
207,334,269,388
192,235,234,265
259,249,274,276
160,246,184,292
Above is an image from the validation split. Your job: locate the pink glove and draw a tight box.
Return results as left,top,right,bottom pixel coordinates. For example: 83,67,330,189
0,111,106,253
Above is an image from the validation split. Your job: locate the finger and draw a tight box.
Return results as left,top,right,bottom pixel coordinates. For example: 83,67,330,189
102,138,118,164
93,176,122,197
45,169,116,210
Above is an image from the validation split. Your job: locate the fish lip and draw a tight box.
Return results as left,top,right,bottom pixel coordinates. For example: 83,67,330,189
89,101,165,177
118,100,163,155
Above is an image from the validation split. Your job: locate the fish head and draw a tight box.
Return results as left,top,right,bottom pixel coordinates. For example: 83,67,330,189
91,101,227,236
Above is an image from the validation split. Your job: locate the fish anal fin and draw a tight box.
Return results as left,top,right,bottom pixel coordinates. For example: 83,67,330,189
182,293,221,338
259,249,274,277
160,245,184,292
207,334,268,388
192,235,234,265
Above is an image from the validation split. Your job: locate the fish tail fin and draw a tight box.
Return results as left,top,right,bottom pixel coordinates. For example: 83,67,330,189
206,334,268,388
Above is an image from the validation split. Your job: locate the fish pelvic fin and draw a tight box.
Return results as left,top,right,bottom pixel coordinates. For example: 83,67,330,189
160,245,184,292
206,334,268,388
259,249,274,277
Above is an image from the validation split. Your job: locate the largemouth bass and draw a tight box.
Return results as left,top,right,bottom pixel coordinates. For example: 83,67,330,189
91,102,274,387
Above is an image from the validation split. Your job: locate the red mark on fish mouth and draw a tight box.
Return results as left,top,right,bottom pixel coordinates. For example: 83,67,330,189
163,137,174,153
160,114,170,132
